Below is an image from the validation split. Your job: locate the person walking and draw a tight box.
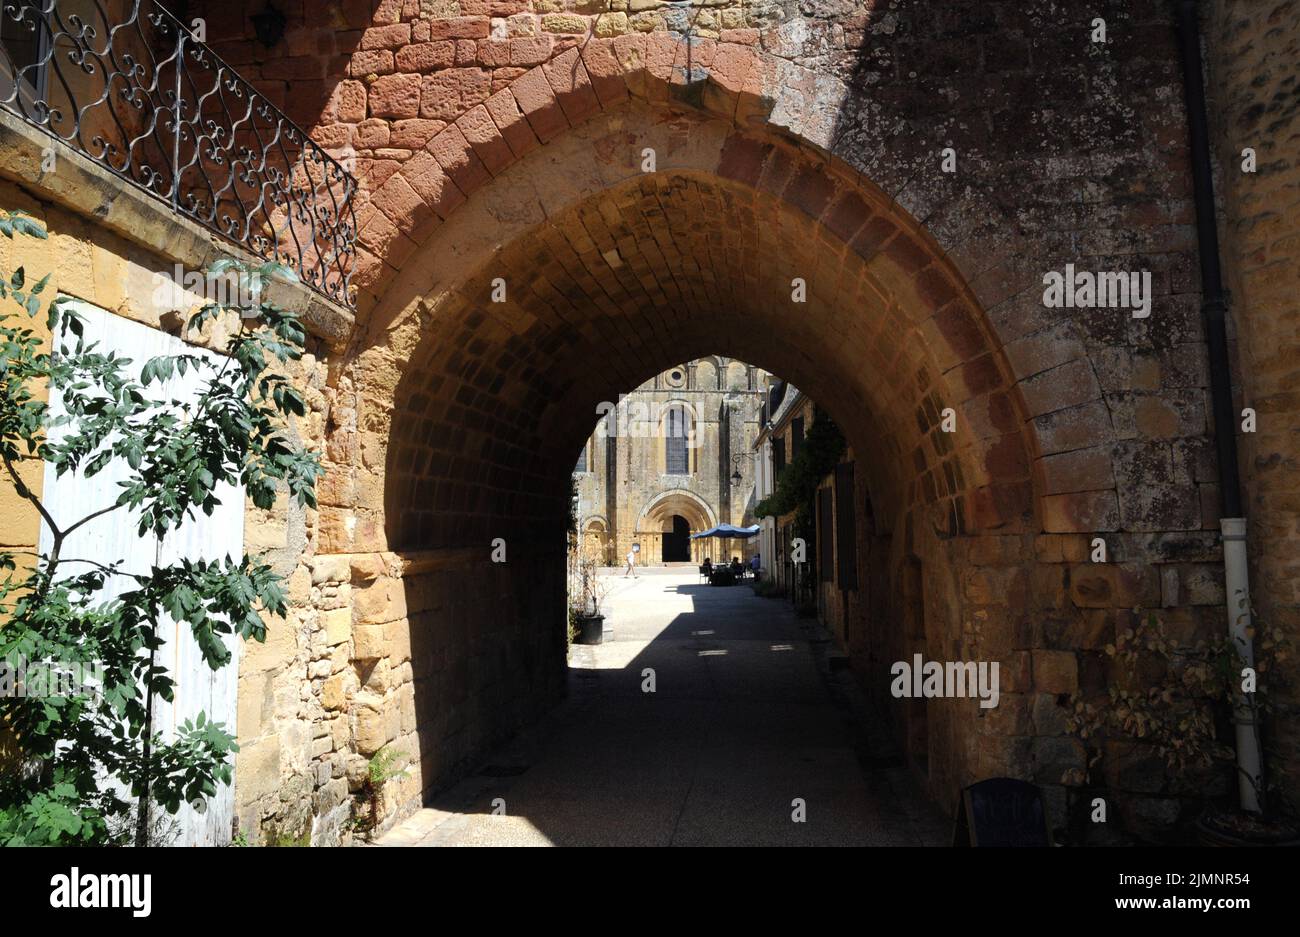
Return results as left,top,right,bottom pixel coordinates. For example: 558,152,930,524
624,545,638,578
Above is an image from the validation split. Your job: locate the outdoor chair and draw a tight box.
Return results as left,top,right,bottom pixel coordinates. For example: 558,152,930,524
952,778,1052,846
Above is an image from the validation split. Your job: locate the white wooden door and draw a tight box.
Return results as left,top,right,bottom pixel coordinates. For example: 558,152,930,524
38,298,244,846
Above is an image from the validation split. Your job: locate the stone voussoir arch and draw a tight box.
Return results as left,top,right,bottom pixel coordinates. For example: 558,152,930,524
350,32,884,301
636,488,720,534
286,6,1217,830
336,88,1054,555
179,0,1242,841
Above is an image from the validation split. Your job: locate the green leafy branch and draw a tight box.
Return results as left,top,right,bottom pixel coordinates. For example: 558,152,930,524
0,210,321,845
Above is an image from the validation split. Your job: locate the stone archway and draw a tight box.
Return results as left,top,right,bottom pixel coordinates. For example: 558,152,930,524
580,517,610,565
331,101,1047,818
347,103,1043,553
164,0,1245,843
637,489,717,564
662,516,691,563
304,39,1219,837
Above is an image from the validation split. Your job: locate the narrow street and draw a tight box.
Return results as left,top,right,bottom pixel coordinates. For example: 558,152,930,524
380,569,947,847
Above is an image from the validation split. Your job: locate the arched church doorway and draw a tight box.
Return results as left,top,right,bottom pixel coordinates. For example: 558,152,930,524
662,515,691,563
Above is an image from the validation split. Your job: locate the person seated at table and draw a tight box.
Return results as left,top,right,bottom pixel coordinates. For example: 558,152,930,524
701,557,713,577
730,556,744,578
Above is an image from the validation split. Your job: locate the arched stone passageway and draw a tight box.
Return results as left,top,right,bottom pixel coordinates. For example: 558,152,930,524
282,7,1230,841
661,515,691,563
2,0,1279,851
344,102,1042,556
321,99,1058,818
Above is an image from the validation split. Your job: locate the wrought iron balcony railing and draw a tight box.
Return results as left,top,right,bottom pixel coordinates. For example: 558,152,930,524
0,0,357,307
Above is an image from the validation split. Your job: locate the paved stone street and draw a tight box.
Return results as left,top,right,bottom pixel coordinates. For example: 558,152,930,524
379,569,947,847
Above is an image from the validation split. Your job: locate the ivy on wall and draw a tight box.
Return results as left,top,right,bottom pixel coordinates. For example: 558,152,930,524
754,408,845,520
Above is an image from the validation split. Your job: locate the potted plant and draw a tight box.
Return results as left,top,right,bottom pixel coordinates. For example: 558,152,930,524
568,555,607,645
1066,610,1296,845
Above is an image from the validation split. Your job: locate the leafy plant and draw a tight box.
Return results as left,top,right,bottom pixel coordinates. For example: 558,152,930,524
0,210,321,845
753,408,845,523
354,746,409,839
566,605,581,645
568,554,606,619
263,826,311,847
1066,610,1293,817
753,407,845,589
104,801,183,846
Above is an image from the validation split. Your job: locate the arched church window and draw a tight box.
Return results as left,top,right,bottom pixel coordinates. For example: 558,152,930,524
665,407,690,475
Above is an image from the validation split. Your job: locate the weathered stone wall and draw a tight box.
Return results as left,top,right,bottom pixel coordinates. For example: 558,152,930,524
275,546,566,844
174,0,1286,841
1205,0,1300,803
860,524,1230,835
0,113,340,843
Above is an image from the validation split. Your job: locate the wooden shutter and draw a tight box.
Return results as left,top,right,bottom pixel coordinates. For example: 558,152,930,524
38,298,244,846
835,461,858,590
817,486,833,581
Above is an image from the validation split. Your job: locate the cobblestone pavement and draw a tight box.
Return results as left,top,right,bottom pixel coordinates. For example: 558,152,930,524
379,569,948,846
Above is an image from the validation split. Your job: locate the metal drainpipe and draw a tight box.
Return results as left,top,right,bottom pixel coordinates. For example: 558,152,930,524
1175,0,1261,813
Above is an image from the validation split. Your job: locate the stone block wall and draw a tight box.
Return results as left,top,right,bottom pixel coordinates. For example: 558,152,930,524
166,0,1299,841
0,129,337,844
258,547,566,843
1205,0,1300,807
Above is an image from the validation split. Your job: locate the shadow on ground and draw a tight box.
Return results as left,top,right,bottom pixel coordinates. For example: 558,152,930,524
380,570,948,846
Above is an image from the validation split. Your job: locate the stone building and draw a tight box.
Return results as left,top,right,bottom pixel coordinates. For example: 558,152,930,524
755,385,916,769
1,0,1298,845
574,358,767,566
753,379,813,595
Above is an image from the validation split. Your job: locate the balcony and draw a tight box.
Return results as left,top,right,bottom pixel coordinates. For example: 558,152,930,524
0,0,356,307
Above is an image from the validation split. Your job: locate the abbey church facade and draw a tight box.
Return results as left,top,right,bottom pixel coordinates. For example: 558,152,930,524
574,359,769,566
